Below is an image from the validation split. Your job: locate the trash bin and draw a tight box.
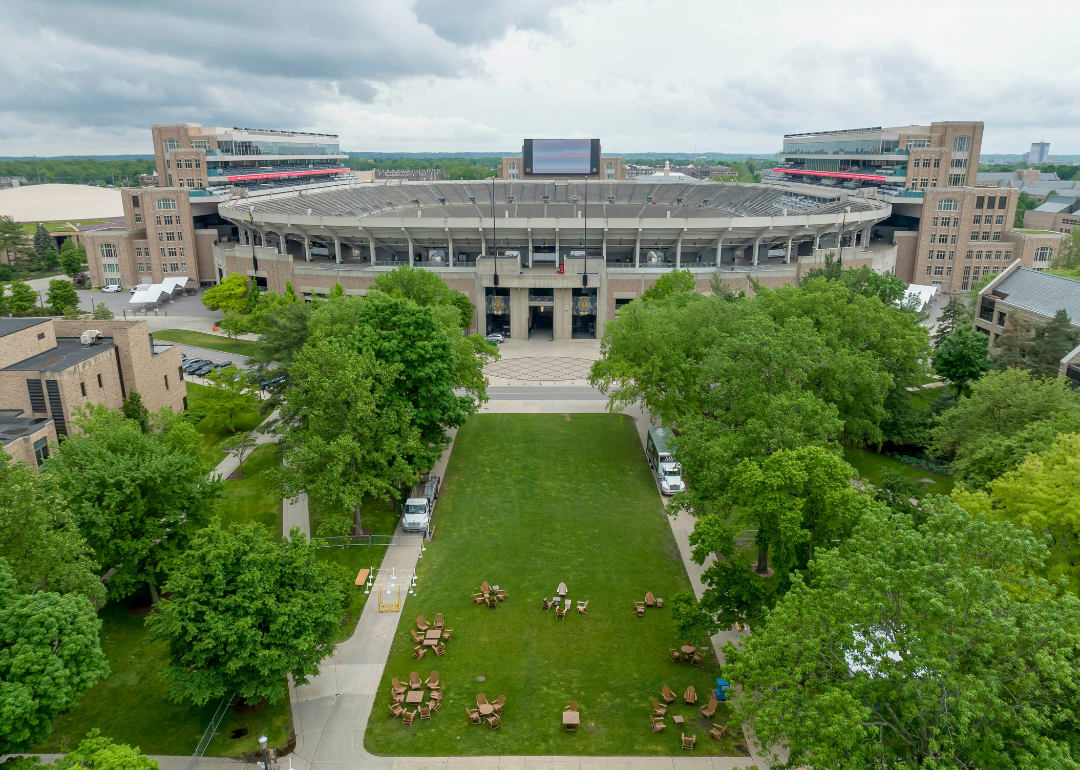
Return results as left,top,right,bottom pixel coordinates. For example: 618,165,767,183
715,678,730,701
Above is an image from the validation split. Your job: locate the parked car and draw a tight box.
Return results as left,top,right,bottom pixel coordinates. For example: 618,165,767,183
485,333,505,344
260,375,286,388
128,286,141,294
183,359,212,373
101,284,122,293
191,363,217,376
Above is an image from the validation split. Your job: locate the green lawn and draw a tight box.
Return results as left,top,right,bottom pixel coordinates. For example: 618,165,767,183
155,329,261,359
364,414,746,757
843,446,955,496
34,603,291,757
186,382,269,469
216,442,282,532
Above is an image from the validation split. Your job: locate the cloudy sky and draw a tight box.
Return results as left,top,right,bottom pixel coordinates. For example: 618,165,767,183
2,0,1078,156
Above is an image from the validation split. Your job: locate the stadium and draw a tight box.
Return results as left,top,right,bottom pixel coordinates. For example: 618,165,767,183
211,141,895,340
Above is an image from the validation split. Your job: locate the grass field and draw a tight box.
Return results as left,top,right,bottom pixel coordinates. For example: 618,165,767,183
364,414,745,757
186,382,269,469
843,446,955,496
154,329,261,359
216,442,282,531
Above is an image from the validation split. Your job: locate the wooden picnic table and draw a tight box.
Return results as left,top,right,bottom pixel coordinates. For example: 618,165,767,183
680,645,696,656
422,639,439,647
672,714,686,726
425,629,442,640
479,703,494,716
562,710,580,731
405,690,425,704
355,569,370,586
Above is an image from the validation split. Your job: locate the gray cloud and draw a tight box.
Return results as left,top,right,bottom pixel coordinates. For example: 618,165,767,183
412,0,573,44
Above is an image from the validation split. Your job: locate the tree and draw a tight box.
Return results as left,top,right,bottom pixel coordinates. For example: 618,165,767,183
669,591,718,646
221,431,258,472
32,223,53,257
1052,227,1080,271
216,310,249,342
47,278,79,313
929,368,1080,489
0,558,109,754
954,433,1080,592
41,249,60,271
59,240,89,277
725,500,1080,770
1029,308,1078,378
273,337,422,536
146,523,349,706
53,730,158,770
1014,190,1039,227
8,281,36,315
871,469,926,524
252,301,313,368
200,365,260,434
0,215,25,267
640,268,697,301
47,405,225,601
932,326,989,397
989,310,1033,370
200,274,249,314
92,302,114,320
0,463,106,604
121,391,150,433
931,296,974,348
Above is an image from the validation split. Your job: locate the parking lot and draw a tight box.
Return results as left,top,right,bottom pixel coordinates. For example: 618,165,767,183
76,287,217,318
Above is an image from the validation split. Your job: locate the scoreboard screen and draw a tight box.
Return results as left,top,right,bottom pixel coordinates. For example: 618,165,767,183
523,139,600,175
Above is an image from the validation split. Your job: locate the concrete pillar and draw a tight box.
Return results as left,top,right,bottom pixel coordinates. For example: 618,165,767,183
480,229,486,258
334,237,342,264
752,237,761,266
715,234,723,265
510,287,528,340
447,231,454,267
553,288,572,340
555,231,560,267
675,238,682,269
406,232,414,264
303,236,311,262
277,231,287,255
527,231,532,268
785,237,792,264
634,234,641,268
813,231,821,250
602,235,607,263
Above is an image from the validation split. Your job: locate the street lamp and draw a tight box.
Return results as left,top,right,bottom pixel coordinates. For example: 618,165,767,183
258,735,269,769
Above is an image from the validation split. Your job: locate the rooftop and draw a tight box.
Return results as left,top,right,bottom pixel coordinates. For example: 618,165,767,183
2,337,117,372
988,267,1080,323
0,183,124,222
0,413,52,447
0,318,49,338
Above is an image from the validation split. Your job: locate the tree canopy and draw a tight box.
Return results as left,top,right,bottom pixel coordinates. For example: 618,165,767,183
53,729,158,770
370,264,475,329
47,406,224,601
47,279,79,313
929,368,1080,489
725,500,1080,770
200,365,261,434
0,558,109,754
932,326,990,397
200,274,249,314
146,523,349,706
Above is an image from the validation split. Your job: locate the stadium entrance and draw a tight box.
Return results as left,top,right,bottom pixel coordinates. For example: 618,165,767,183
485,287,510,337
571,288,597,339
528,289,554,339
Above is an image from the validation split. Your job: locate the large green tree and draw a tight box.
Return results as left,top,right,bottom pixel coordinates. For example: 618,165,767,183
932,326,990,397
53,730,158,770
146,523,349,706
200,274,249,314
0,215,25,268
0,558,109,754
371,264,475,328
200,365,261,434
640,268,697,301
47,279,79,313
929,368,1080,489
47,406,224,601
1051,227,1080,271
8,282,36,314
725,500,1080,770
58,239,89,278
274,337,422,536
1030,308,1078,378
931,296,974,348
989,310,1033,370
31,223,53,257
0,464,105,604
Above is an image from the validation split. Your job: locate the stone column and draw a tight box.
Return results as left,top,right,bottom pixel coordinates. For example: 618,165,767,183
334,237,342,264
368,235,377,263
406,232,414,264
510,287,528,341
785,237,792,264
303,236,311,262
447,230,455,267
634,234,640,268
752,237,761,266
675,237,682,269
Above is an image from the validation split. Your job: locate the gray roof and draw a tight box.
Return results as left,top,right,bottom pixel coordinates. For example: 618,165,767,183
991,267,1080,324
0,415,52,447
0,318,49,338
2,337,116,372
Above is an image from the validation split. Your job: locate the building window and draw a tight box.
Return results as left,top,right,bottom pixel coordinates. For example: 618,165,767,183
975,251,983,260
937,199,958,211
982,231,991,241
162,262,169,273
962,265,972,290
191,140,209,150
953,136,971,152
162,138,180,151
948,173,965,186
184,158,192,168
164,375,169,391
969,231,979,242
995,215,1004,225
137,262,144,272
939,234,950,244
932,216,939,227
158,232,164,242
925,265,932,276
950,234,957,244
187,178,194,187
155,215,162,226
180,262,187,272
998,196,1007,210
907,139,929,148
921,158,930,168
976,196,985,209
178,247,184,257
927,249,934,261
933,158,940,168
1004,251,1012,260
166,231,175,242
931,179,938,187
159,248,166,258
994,251,1002,260
992,231,1002,241
156,198,177,210
178,179,185,187
98,243,117,260
966,250,973,260
170,262,179,272
936,250,946,260
948,251,955,260
1035,247,1053,261
934,265,944,276
194,158,201,169
973,215,982,225
97,373,103,388
175,158,182,169
986,196,997,209
134,212,142,224
176,231,183,242
33,437,49,467
167,247,177,257
919,179,928,189
164,215,173,225
951,158,968,169
946,266,952,276
606,162,615,180
940,216,950,227
80,382,86,397
135,248,142,257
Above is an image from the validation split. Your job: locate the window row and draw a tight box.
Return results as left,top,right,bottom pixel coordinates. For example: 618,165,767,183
972,214,1005,225
969,231,1003,242
175,157,202,169
925,264,953,276
156,231,183,242
965,250,1012,260
136,261,186,273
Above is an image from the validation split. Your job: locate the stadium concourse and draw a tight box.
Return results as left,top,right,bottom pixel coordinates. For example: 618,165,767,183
212,179,895,340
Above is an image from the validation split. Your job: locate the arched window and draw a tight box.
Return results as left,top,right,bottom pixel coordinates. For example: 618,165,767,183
937,199,958,211
156,198,177,210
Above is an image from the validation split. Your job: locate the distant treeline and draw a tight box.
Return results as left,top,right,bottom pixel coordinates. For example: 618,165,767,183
344,157,499,180
0,158,156,186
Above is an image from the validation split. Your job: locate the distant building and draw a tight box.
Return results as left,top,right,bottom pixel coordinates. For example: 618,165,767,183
374,169,442,181
138,172,158,187
975,262,1080,382
1023,196,1080,234
1022,142,1050,165
0,317,185,444
0,176,28,189
976,169,1080,202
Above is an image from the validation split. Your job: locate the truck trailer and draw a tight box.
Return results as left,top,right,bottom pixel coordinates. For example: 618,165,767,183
646,427,685,495
401,474,440,534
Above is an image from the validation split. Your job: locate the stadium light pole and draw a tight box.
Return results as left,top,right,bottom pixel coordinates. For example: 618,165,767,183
491,174,499,287
582,173,588,287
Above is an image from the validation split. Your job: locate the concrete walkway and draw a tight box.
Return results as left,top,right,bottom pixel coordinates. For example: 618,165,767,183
209,410,279,481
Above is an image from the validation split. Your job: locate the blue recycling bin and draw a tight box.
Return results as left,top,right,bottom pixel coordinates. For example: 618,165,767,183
715,678,730,701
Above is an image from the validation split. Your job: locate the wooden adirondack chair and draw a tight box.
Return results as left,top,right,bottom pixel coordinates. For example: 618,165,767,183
402,709,417,726
411,629,424,643
710,723,727,741
409,671,422,689
391,677,407,696
684,685,697,704
481,581,492,596
701,696,718,718
486,594,498,608
493,695,505,714
564,701,578,712
425,671,440,689
645,591,656,607
691,651,704,667
542,598,553,611
660,685,676,704
476,693,489,709
556,603,567,619
473,592,485,605
652,698,667,717
634,601,645,617
577,600,589,614
486,714,501,730
412,645,426,660
442,628,453,642
434,643,446,657
427,698,442,712
416,615,429,631
681,733,696,752
467,706,481,725
434,613,444,629
651,716,666,732
669,648,681,664
388,702,404,719
418,705,431,720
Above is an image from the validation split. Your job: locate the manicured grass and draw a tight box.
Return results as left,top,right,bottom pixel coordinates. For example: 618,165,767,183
309,497,400,641
364,414,745,757
843,446,955,496
216,442,282,533
186,383,268,469
34,602,291,757
155,329,261,358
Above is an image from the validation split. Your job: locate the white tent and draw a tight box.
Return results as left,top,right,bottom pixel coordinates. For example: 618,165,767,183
129,284,169,307
161,276,192,295
904,283,938,310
